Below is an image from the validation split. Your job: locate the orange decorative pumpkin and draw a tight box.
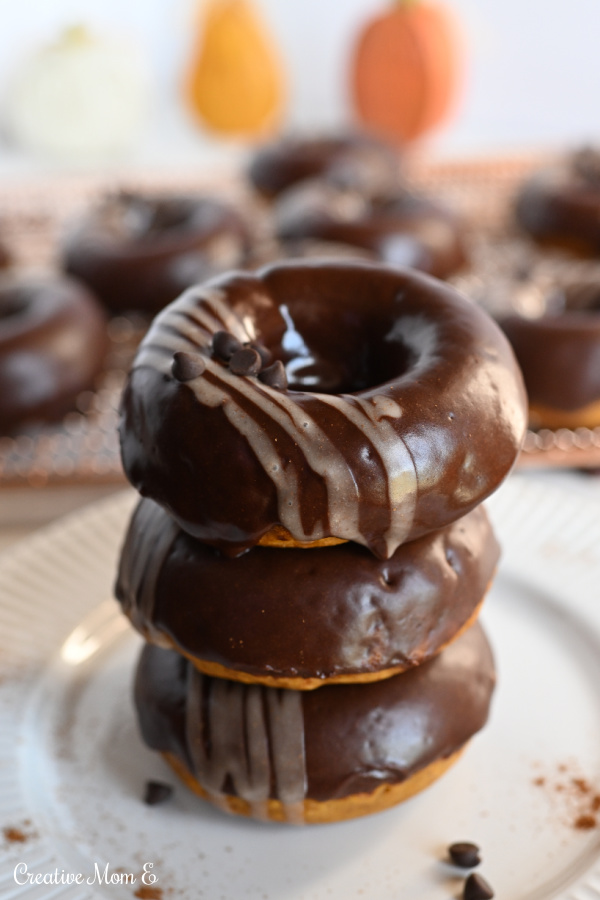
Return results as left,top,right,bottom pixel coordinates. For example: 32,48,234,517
350,0,462,144
184,0,285,138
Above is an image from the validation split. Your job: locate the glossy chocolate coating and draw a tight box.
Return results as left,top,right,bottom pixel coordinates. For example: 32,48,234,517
116,500,498,681
0,275,107,434
62,193,250,314
247,134,399,199
275,185,467,279
516,152,600,254
119,261,527,558
134,622,495,802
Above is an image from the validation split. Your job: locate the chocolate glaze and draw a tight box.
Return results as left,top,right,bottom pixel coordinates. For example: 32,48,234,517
0,275,107,434
116,499,498,681
275,184,467,279
119,261,527,558
247,134,399,199
134,622,495,804
62,193,250,314
516,152,600,254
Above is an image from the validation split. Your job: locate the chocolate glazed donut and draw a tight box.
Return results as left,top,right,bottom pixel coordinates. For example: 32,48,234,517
116,499,499,688
275,184,467,279
516,148,600,255
501,279,600,428
62,193,250,315
0,275,107,434
247,133,399,199
119,261,527,559
134,622,495,824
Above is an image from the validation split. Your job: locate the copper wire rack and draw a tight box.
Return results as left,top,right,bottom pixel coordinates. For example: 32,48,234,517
0,155,596,488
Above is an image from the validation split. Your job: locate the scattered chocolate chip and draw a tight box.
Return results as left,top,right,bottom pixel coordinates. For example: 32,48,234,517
258,360,288,390
171,351,206,382
463,872,494,900
212,330,242,362
248,341,273,367
230,347,262,376
449,842,481,868
144,780,174,806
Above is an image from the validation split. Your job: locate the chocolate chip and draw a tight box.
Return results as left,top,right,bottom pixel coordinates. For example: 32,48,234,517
171,351,206,382
212,330,242,362
258,360,288,390
463,873,494,900
449,842,481,868
143,781,173,806
248,341,273,367
229,347,262,376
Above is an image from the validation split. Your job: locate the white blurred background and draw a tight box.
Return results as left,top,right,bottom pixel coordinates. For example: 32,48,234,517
0,0,599,175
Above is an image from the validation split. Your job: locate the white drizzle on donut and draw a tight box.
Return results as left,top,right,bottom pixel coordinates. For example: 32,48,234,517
186,669,306,823
136,284,419,557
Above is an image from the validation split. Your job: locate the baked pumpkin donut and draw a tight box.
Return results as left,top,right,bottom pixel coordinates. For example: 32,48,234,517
247,133,399,199
501,278,600,428
134,621,495,824
117,499,498,689
516,147,600,255
0,275,107,434
119,260,527,559
274,182,467,279
62,192,250,315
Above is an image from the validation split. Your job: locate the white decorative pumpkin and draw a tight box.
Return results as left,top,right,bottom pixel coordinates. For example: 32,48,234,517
4,25,150,161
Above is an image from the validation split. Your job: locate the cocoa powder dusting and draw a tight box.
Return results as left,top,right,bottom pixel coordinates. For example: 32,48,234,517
3,827,27,843
531,762,600,831
134,888,163,900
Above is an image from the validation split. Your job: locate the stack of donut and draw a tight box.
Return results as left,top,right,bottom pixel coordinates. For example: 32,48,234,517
116,259,527,825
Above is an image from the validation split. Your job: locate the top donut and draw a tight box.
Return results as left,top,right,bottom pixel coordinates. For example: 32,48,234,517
119,260,527,559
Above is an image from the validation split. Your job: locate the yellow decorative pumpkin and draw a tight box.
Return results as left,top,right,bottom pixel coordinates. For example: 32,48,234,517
184,0,285,138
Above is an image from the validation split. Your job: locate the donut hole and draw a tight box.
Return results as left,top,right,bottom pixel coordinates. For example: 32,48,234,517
253,269,418,394
104,194,231,244
275,299,414,393
121,196,199,239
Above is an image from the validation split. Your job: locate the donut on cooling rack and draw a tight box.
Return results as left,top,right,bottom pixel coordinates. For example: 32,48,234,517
116,499,499,689
246,132,399,199
62,192,250,315
119,260,527,558
501,278,600,429
516,147,600,255
0,275,107,434
273,181,467,279
134,622,495,824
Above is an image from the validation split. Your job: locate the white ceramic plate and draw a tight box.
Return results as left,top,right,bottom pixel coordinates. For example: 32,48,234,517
2,476,600,899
